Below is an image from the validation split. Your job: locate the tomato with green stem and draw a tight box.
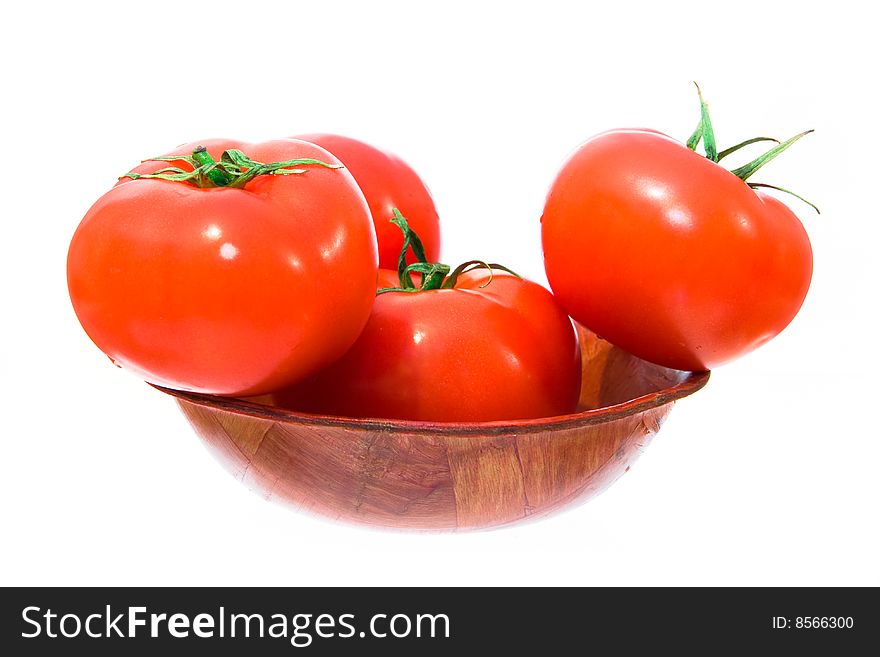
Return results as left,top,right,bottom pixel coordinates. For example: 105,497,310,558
541,85,815,371
273,211,581,422
67,138,378,396
294,134,441,268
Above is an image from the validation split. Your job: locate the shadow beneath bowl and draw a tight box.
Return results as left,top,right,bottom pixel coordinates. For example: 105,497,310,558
156,325,708,531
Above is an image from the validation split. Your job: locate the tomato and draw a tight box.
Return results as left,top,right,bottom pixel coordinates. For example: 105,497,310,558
274,269,580,422
541,127,813,372
272,215,580,422
67,138,379,396
294,133,440,268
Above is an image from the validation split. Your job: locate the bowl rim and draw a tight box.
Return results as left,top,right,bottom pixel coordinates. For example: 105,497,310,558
154,368,709,436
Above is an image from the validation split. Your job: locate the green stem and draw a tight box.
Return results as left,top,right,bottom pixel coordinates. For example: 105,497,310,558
441,261,519,289
390,209,428,287
730,130,814,181
748,182,820,214
694,82,717,162
120,147,340,188
408,262,452,290
686,120,703,151
376,209,520,295
716,137,780,162
192,146,233,187
683,85,815,216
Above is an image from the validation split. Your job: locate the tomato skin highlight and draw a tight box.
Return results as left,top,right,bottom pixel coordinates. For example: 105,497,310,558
273,271,581,422
294,134,441,268
541,129,813,371
67,138,379,396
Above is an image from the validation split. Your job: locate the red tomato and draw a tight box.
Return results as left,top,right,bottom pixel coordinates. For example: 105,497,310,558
294,134,440,268
541,129,813,371
67,138,379,396
273,269,581,422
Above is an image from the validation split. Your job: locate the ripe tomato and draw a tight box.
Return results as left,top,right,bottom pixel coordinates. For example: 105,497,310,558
294,134,440,268
273,266,581,422
541,128,813,371
67,138,379,396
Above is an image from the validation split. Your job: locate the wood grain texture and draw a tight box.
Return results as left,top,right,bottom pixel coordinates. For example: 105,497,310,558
163,325,709,531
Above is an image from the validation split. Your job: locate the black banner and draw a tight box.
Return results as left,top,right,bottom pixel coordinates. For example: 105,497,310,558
1,587,876,655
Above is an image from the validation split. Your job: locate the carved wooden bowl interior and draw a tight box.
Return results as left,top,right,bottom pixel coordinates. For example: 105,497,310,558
158,325,709,531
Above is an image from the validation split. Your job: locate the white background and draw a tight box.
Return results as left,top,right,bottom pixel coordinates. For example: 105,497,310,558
2,1,877,586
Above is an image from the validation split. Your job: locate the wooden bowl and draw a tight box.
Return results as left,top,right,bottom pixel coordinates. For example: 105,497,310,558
158,325,708,531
